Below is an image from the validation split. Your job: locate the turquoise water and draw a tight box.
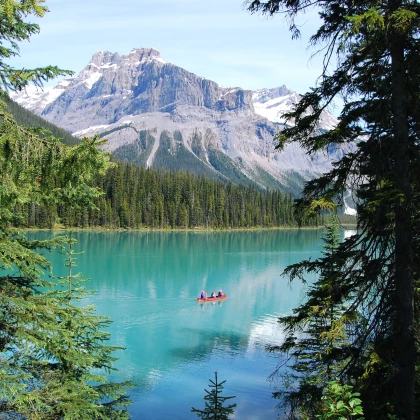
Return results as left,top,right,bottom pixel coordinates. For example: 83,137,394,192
31,230,328,419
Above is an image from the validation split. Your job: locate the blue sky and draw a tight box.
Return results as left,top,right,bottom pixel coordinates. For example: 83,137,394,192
14,0,326,94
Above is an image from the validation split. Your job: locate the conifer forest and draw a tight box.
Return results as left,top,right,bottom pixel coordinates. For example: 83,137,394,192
16,161,320,230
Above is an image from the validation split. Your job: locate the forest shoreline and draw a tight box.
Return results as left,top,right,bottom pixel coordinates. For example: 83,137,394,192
21,223,357,233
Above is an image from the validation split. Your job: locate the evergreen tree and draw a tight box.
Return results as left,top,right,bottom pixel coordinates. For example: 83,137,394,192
247,1,419,418
270,214,359,418
40,234,131,419
191,371,236,420
0,1,131,417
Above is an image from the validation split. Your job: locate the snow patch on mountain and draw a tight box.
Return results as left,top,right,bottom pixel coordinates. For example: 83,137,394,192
153,56,167,65
13,79,71,113
81,71,102,89
343,190,357,216
73,124,111,137
93,62,119,70
252,85,338,130
344,202,357,216
252,85,300,124
129,47,167,65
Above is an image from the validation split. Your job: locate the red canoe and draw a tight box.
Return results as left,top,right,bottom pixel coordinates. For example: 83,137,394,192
197,294,228,302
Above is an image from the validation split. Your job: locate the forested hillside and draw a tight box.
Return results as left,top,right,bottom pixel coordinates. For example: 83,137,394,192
3,95,79,145
4,96,309,229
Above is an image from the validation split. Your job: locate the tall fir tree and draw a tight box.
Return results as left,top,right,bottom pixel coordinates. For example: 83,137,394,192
247,1,419,419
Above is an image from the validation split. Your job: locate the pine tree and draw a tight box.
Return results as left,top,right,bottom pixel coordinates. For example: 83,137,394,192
191,371,236,420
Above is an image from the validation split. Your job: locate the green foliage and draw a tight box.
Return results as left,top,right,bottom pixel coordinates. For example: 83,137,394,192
152,131,225,180
316,381,364,420
247,1,420,419
0,113,132,418
111,129,156,167
1,232,132,419
191,371,236,420
43,234,131,419
270,216,359,418
206,149,251,186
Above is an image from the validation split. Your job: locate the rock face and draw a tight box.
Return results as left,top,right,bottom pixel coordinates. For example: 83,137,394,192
19,48,254,133
12,48,349,195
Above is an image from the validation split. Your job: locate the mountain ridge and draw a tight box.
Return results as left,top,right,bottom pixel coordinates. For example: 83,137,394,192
12,48,349,197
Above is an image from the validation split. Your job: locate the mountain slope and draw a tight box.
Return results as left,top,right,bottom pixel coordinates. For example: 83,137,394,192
2,95,79,145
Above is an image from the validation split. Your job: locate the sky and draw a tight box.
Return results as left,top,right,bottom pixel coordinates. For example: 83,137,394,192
13,0,328,95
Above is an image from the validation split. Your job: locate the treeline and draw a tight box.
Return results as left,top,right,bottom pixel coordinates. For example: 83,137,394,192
16,161,326,229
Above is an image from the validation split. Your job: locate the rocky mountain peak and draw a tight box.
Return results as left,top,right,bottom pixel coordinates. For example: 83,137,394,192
128,47,165,63
87,48,166,71
11,48,256,132
253,85,296,103
90,50,120,67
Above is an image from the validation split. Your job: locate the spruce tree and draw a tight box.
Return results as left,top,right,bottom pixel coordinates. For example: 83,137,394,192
191,371,236,420
247,1,419,418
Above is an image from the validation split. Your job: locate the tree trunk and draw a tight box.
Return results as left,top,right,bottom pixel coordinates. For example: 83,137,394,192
390,8,414,418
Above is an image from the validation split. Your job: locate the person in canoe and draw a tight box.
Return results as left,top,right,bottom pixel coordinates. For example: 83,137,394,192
217,290,223,297
200,291,207,299
210,292,216,298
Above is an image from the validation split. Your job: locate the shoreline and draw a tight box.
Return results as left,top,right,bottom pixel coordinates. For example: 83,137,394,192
20,223,357,233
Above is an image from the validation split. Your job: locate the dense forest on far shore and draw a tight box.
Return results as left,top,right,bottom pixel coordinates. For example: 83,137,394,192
13,161,355,230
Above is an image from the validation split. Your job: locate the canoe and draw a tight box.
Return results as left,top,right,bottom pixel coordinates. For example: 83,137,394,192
197,294,228,302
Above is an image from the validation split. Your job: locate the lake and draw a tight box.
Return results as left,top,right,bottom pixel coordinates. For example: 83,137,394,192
31,229,331,419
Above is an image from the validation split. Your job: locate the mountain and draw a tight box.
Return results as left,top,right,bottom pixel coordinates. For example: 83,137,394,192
12,48,348,195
